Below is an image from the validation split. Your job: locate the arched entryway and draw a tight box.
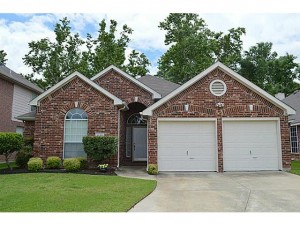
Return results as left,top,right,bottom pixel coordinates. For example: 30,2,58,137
121,102,147,165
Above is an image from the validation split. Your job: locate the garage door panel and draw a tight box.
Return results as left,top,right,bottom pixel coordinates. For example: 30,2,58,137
158,121,217,171
223,120,280,171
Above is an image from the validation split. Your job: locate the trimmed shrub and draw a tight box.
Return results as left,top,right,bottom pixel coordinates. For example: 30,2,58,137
82,136,118,161
16,145,33,168
27,157,43,171
46,156,62,169
63,158,81,171
148,164,158,175
77,157,88,169
0,132,23,170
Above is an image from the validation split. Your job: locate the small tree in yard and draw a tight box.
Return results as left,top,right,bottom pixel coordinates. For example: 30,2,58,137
0,132,23,170
82,136,118,162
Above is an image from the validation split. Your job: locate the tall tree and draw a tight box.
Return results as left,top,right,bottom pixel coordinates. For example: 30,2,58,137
24,17,150,90
157,13,245,84
239,42,300,95
0,49,7,65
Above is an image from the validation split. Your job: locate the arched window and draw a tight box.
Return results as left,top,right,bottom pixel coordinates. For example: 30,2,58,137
64,108,88,158
127,113,146,124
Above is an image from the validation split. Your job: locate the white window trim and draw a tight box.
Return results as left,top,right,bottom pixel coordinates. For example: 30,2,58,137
63,108,88,159
290,126,299,153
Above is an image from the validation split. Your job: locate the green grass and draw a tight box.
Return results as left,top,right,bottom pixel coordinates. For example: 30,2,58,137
290,160,300,175
0,173,156,212
0,162,17,169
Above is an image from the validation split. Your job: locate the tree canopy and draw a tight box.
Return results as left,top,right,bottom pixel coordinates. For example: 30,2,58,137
157,13,300,95
23,17,150,90
157,13,245,84
239,42,300,95
0,49,7,65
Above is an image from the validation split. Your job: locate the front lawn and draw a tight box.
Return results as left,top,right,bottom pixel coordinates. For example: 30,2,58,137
290,160,300,175
0,162,17,170
0,173,156,212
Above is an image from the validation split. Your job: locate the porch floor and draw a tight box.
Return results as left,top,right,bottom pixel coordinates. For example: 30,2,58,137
116,166,156,180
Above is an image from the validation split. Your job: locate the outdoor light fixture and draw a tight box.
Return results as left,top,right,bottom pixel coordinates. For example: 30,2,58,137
184,104,189,112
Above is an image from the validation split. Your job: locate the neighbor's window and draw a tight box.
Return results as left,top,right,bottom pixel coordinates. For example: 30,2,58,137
64,108,88,158
290,126,299,153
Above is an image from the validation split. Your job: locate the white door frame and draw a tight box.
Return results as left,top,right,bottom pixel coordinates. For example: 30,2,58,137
157,118,218,172
222,117,282,170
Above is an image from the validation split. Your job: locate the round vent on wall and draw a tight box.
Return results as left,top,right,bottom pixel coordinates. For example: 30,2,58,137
210,80,227,96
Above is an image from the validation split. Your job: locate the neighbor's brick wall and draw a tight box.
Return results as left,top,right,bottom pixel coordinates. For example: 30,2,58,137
0,78,23,132
93,69,154,106
23,121,35,140
148,68,291,171
33,77,119,167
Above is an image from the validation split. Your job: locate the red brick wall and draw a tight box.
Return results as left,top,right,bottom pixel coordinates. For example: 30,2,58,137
33,77,119,166
93,70,154,106
0,78,23,132
148,68,291,171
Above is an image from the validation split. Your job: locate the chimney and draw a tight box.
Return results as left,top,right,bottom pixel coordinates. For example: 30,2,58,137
275,93,285,100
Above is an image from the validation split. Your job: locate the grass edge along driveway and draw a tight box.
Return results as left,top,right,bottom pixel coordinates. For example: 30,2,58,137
0,173,156,212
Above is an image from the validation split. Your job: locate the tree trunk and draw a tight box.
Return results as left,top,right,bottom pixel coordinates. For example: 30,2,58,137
4,153,12,171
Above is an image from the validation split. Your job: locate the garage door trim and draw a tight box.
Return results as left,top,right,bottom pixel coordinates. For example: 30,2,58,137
157,118,218,172
222,117,282,171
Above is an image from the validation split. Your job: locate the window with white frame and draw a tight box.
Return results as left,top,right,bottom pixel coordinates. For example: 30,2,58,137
64,108,88,158
290,126,299,153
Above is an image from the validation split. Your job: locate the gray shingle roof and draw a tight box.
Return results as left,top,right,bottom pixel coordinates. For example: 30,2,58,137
137,75,180,97
15,110,36,121
0,65,43,93
282,90,300,125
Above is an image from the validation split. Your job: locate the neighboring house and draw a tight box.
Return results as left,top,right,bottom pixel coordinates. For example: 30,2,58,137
0,64,43,161
17,62,295,172
282,91,300,160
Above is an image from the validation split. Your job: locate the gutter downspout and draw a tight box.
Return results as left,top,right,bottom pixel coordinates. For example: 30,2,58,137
117,102,129,169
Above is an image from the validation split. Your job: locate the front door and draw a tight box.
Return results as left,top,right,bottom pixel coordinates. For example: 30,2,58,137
132,127,147,161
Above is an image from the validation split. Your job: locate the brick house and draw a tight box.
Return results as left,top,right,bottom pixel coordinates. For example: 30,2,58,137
282,91,300,160
0,65,43,162
19,62,295,172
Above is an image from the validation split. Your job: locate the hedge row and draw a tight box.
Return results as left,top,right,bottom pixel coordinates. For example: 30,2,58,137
27,156,88,172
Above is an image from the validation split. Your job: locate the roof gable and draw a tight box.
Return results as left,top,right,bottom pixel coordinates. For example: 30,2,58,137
143,62,295,116
0,65,43,93
30,71,123,106
282,91,300,125
91,65,161,99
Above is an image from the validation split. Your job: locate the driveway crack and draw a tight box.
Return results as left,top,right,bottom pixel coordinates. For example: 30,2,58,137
244,189,251,212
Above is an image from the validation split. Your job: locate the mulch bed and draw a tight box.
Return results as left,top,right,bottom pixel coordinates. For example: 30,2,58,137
0,168,116,176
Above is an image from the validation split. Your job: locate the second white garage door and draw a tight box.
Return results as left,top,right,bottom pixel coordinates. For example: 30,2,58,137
223,119,281,171
157,120,217,171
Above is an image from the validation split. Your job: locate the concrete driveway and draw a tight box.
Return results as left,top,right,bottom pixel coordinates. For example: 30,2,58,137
127,171,300,212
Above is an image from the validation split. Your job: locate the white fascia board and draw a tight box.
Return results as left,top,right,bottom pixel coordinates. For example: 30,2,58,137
91,65,161,99
143,62,296,116
30,71,123,106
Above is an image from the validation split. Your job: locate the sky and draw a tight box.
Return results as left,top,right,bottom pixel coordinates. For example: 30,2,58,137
0,1,300,77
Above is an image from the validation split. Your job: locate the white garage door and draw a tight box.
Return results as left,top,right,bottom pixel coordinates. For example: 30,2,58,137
223,120,281,171
158,120,217,171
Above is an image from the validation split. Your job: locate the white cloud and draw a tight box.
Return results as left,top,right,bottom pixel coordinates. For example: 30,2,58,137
1,13,300,77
